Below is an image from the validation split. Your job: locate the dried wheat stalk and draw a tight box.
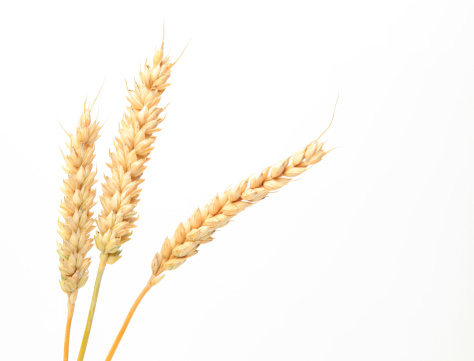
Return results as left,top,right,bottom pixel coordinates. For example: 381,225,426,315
57,104,100,305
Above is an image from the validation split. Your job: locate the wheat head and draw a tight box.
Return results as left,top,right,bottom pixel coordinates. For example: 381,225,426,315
57,105,101,305
149,136,328,284
95,40,174,264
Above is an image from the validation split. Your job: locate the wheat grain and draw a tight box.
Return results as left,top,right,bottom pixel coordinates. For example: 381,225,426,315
57,104,101,305
94,39,174,263
150,136,329,281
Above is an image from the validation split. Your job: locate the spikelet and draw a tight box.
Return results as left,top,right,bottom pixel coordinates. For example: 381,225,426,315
150,136,329,281
57,105,101,304
95,40,174,263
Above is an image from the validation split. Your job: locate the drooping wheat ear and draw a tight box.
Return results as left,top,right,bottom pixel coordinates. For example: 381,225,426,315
150,136,329,282
57,104,101,305
95,40,174,264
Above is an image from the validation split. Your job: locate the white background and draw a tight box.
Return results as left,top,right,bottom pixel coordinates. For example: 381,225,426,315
0,1,473,360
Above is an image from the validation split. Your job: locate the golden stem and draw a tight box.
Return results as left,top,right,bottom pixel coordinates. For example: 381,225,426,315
64,300,75,361
105,276,154,361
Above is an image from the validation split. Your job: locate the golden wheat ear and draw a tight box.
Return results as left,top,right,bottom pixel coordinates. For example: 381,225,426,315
151,136,329,278
95,39,174,264
153,97,338,275
57,104,101,303
57,102,101,361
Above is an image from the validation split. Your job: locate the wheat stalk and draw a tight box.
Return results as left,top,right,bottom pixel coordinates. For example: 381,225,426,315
77,38,175,361
57,103,101,361
105,127,333,360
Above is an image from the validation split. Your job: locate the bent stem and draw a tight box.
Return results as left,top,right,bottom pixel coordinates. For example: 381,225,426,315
105,275,154,361
77,253,109,361
64,301,75,361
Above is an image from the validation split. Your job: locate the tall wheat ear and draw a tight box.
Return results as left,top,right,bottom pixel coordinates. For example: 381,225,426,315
95,41,174,264
77,37,176,361
57,102,101,361
105,119,335,360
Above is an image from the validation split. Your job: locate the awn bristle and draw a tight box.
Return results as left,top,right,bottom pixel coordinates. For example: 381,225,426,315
57,105,101,305
149,136,328,284
94,41,174,264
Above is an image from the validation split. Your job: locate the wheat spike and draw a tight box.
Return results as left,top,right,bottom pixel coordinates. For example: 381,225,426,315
150,136,329,281
95,40,174,263
57,104,101,305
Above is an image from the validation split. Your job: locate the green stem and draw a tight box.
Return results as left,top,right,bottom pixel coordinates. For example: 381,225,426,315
77,253,109,361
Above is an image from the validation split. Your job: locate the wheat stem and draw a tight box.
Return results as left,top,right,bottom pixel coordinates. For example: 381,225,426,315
105,275,154,361
77,253,109,361
64,301,75,361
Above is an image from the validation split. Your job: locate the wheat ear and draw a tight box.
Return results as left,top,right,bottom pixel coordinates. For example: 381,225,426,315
152,137,328,277
57,104,101,361
105,134,330,361
96,43,173,263
77,39,174,361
